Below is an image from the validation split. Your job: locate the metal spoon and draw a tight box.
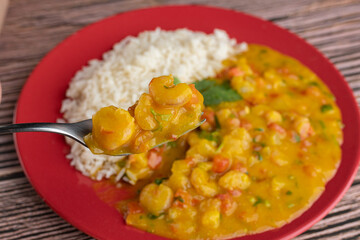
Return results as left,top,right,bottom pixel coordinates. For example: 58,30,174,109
0,119,204,155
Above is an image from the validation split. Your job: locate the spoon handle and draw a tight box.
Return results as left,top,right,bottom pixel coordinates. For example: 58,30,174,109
0,122,69,134
0,120,92,147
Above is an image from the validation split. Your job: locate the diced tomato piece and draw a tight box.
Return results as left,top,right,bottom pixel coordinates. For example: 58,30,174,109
229,189,242,197
305,86,321,97
231,162,247,173
127,201,144,215
240,120,252,130
212,155,230,173
147,147,164,169
173,189,192,208
191,198,201,206
277,67,290,75
269,93,279,99
268,123,286,135
228,67,244,77
303,164,317,177
201,108,216,127
216,193,237,216
288,74,299,80
256,77,265,88
227,118,241,128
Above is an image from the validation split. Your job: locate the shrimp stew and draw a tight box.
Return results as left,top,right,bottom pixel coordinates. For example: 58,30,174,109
117,44,343,239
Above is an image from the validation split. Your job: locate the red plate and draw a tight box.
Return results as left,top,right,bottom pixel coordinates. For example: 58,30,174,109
15,5,360,240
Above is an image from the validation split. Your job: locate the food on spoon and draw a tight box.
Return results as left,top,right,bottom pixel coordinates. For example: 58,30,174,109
121,45,343,239
84,75,204,155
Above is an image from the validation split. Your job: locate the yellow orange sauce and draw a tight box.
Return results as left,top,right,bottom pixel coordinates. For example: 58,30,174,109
109,44,343,240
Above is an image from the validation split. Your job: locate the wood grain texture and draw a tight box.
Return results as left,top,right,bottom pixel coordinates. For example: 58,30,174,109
0,0,359,239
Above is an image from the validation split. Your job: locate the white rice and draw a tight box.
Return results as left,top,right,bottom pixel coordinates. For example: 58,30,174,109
60,28,247,181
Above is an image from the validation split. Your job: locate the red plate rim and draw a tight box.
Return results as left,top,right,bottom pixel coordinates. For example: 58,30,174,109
14,5,360,240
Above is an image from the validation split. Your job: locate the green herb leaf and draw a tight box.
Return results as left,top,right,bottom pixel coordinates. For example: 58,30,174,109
254,151,263,161
147,213,158,219
194,79,217,92
294,133,301,143
174,196,184,203
286,190,292,195
202,84,242,106
154,178,167,185
319,120,326,129
253,196,264,206
321,104,333,113
150,108,171,121
160,114,171,121
167,141,177,148
173,76,181,85
287,203,295,208
199,130,220,143
150,108,159,118
147,213,164,219
308,81,319,86
214,115,221,129
117,160,126,168
254,128,264,132
194,79,242,106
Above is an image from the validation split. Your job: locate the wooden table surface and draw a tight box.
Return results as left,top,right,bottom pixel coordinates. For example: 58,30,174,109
0,0,360,239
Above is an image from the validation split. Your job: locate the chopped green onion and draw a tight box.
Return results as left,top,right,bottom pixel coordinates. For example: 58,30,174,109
199,130,220,144
215,115,221,129
254,151,263,161
147,213,164,219
286,190,292,195
253,196,264,206
160,114,171,121
174,196,184,203
173,76,181,85
264,200,271,208
319,120,326,129
287,203,295,208
308,81,319,86
117,160,126,168
249,196,256,205
154,178,167,185
254,128,264,132
260,49,267,54
321,104,333,113
167,141,177,148
150,108,171,121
